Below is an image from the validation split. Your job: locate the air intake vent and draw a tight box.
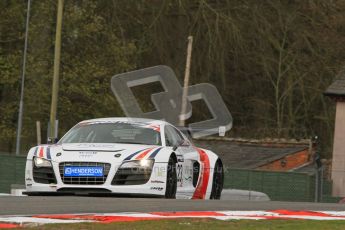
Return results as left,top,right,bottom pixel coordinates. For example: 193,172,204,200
33,165,57,184
112,167,152,185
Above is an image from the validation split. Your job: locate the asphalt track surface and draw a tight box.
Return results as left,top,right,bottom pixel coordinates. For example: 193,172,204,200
1,197,345,215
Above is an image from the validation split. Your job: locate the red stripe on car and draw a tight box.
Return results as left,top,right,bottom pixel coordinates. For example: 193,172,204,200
148,125,160,132
39,147,44,158
192,148,210,199
135,148,155,160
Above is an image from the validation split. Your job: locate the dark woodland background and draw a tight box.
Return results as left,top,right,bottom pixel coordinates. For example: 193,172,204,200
1,0,345,157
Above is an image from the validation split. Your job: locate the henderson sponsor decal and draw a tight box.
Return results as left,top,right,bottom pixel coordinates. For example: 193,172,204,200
64,167,103,177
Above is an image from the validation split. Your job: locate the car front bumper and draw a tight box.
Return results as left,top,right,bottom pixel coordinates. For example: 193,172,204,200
25,159,168,196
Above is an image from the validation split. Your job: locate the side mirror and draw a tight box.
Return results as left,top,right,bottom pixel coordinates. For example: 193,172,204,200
172,143,179,151
172,140,189,151
47,137,59,144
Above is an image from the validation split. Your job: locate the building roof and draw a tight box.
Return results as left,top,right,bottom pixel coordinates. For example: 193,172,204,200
324,68,345,97
193,138,310,169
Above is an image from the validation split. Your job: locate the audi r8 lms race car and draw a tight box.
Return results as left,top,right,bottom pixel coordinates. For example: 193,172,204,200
24,118,224,199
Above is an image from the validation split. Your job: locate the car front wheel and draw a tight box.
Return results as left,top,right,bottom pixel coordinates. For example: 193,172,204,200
165,156,177,198
210,159,224,199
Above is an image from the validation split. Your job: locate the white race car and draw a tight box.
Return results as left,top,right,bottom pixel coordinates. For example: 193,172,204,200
24,118,224,199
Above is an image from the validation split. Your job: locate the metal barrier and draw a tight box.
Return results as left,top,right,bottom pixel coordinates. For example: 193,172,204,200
0,154,342,203
223,168,342,203
0,154,26,194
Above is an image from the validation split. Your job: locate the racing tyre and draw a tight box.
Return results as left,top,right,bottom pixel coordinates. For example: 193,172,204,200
210,159,224,199
165,156,177,198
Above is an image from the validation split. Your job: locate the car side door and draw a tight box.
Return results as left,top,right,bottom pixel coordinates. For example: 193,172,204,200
164,125,199,198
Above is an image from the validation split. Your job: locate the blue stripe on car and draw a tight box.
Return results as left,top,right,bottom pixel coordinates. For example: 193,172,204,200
124,148,149,161
47,147,51,160
33,147,38,156
148,147,163,159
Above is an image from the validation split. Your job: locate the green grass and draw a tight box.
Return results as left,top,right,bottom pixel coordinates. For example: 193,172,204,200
15,218,345,230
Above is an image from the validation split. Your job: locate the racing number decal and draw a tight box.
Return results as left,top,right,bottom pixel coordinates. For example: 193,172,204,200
177,164,183,187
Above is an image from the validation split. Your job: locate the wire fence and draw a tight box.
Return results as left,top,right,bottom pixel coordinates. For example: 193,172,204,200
0,153,342,203
223,166,341,203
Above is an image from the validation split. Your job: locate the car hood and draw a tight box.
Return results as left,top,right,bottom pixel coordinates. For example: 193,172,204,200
40,143,160,163
62,143,138,152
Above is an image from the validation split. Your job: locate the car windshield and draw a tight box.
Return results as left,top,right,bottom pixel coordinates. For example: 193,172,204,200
59,122,161,145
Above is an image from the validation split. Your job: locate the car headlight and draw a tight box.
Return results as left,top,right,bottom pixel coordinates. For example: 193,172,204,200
120,159,154,169
34,157,52,168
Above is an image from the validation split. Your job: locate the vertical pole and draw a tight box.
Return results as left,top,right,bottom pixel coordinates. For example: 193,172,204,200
47,122,50,142
249,171,252,201
179,36,193,127
315,169,319,202
319,166,324,202
36,121,41,145
54,120,59,139
49,0,64,139
15,0,31,156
